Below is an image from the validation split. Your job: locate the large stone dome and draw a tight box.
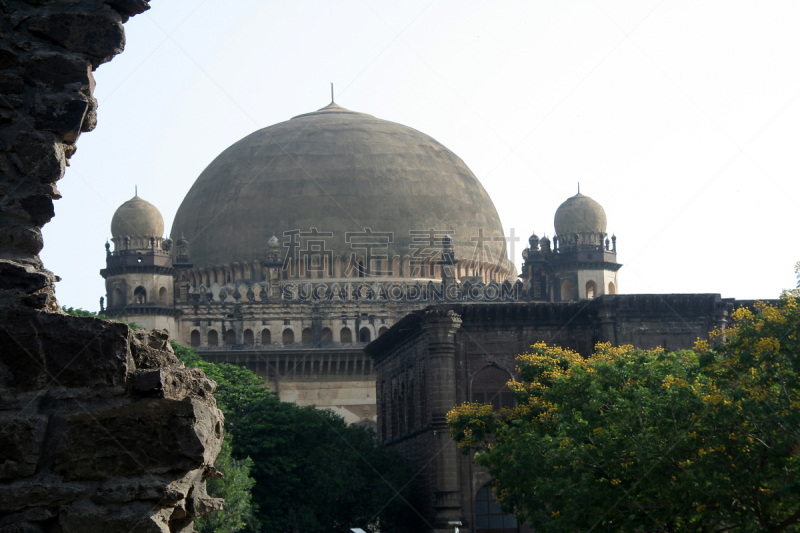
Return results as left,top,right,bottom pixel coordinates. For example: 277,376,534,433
171,102,511,277
111,195,164,238
554,192,607,237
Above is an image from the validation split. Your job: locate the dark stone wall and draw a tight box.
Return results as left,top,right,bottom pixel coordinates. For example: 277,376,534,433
1,1,226,531
367,294,739,532
0,0,148,310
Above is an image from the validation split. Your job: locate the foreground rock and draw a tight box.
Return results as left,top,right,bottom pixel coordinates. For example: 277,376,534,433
0,315,224,532
1,0,225,530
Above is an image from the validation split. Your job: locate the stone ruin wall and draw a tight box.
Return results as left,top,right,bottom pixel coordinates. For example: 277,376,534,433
0,1,225,531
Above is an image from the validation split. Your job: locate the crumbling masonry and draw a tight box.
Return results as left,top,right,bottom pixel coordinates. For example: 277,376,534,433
0,1,225,531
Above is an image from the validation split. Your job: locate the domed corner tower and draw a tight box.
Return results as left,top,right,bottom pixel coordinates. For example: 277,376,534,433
100,193,180,335
521,190,621,302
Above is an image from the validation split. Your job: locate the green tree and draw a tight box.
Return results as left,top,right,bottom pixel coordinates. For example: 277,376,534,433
195,437,259,533
174,341,419,533
449,289,800,532
62,306,107,318
62,306,141,329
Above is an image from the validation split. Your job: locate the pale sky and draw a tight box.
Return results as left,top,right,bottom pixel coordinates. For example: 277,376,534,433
42,0,800,312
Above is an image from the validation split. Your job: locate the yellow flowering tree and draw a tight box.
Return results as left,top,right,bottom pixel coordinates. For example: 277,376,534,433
448,288,800,532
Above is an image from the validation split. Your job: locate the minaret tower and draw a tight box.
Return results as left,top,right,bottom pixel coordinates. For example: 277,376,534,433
100,193,180,334
522,189,621,301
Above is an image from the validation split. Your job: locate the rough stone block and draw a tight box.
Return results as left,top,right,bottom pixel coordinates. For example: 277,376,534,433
92,479,169,504
24,54,91,90
0,223,44,256
0,523,46,533
26,11,125,61
10,130,66,182
54,398,222,480
130,368,217,405
130,329,182,370
0,308,130,391
0,413,47,478
0,483,83,513
59,501,172,533
31,92,90,142
104,0,151,19
0,47,19,69
19,194,55,225
0,260,52,294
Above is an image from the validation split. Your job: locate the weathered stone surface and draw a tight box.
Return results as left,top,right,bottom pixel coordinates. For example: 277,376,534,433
26,11,125,62
130,368,218,405
0,308,130,391
24,54,92,90
104,0,151,20
0,483,83,513
9,131,66,182
130,329,182,370
0,260,52,293
92,479,171,504
59,502,172,533
0,523,45,533
0,1,225,530
31,92,91,142
54,398,221,480
0,47,20,69
0,413,48,478
0,224,44,257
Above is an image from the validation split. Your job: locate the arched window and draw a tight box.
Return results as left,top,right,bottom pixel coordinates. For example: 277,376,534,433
586,280,597,299
113,287,123,307
560,280,573,301
190,330,200,347
472,366,515,411
378,326,389,337
282,329,294,344
159,286,168,304
359,327,371,343
243,329,254,345
475,484,519,532
261,329,271,344
134,286,146,304
340,327,352,343
225,329,236,345
207,330,218,346
608,281,616,295
321,328,333,344
302,328,313,344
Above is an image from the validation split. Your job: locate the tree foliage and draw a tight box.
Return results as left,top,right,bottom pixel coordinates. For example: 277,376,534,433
448,289,800,532
62,306,106,318
195,437,259,533
173,341,419,533
62,306,141,329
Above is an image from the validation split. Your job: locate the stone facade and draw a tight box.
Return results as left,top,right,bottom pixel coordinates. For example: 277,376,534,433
103,210,526,425
366,295,742,532
102,100,525,426
0,0,225,530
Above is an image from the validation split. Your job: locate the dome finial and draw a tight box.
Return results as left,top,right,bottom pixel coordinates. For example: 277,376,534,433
577,182,580,194
135,185,138,197
330,82,334,104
